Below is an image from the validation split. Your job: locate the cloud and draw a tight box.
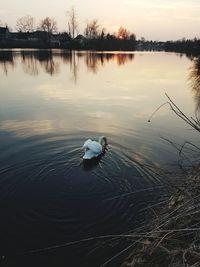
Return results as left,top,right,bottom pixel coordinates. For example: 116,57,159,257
0,120,56,137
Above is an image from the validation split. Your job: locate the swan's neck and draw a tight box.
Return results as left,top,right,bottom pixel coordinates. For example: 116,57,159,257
98,136,108,147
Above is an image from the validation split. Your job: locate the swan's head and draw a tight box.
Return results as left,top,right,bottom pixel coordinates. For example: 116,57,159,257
98,136,108,146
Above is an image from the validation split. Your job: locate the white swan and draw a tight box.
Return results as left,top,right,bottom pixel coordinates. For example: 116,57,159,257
82,136,108,160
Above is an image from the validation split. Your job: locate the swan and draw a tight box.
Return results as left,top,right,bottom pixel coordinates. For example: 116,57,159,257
82,136,108,160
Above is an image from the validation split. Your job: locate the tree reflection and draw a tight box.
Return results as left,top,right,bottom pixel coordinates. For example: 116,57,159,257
84,52,134,73
0,51,15,75
190,57,200,117
115,53,134,65
85,52,102,73
0,50,135,79
21,50,39,76
19,50,60,76
34,50,60,76
69,51,79,83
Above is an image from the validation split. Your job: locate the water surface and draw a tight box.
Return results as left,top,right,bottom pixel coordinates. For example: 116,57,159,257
0,50,200,266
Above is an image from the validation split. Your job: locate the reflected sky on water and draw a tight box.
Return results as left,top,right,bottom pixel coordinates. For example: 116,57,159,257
0,50,200,266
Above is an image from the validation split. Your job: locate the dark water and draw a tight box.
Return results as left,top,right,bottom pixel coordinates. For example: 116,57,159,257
0,50,200,266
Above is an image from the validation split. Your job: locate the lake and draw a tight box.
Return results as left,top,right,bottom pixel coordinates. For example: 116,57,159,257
0,50,200,266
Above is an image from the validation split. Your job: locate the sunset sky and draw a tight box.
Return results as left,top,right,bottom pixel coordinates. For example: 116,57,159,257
0,0,200,41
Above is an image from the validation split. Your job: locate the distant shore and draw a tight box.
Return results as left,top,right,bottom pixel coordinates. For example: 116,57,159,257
1,26,200,56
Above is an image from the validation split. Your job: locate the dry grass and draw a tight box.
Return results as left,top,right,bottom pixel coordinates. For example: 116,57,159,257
122,94,200,267
121,170,200,267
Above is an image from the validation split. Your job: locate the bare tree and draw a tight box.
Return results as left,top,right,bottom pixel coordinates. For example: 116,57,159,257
100,28,106,39
39,17,57,34
84,19,100,39
16,15,35,32
67,7,78,38
116,26,130,40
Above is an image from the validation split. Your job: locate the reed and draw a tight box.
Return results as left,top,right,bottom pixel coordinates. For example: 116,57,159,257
121,94,200,267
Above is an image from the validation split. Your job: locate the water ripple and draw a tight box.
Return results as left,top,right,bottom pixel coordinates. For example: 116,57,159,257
0,132,165,255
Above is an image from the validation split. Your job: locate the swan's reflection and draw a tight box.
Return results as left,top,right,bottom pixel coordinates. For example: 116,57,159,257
81,149,107,171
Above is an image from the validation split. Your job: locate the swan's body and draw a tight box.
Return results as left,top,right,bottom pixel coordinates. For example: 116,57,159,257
82,136,107,160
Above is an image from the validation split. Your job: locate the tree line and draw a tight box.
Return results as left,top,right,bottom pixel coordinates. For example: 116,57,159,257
1,8,200,54
0,8,136,50
164,38,200,58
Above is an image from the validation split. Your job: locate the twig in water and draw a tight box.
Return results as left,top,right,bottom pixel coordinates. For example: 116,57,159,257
148,101,171,122
148,93,200,133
